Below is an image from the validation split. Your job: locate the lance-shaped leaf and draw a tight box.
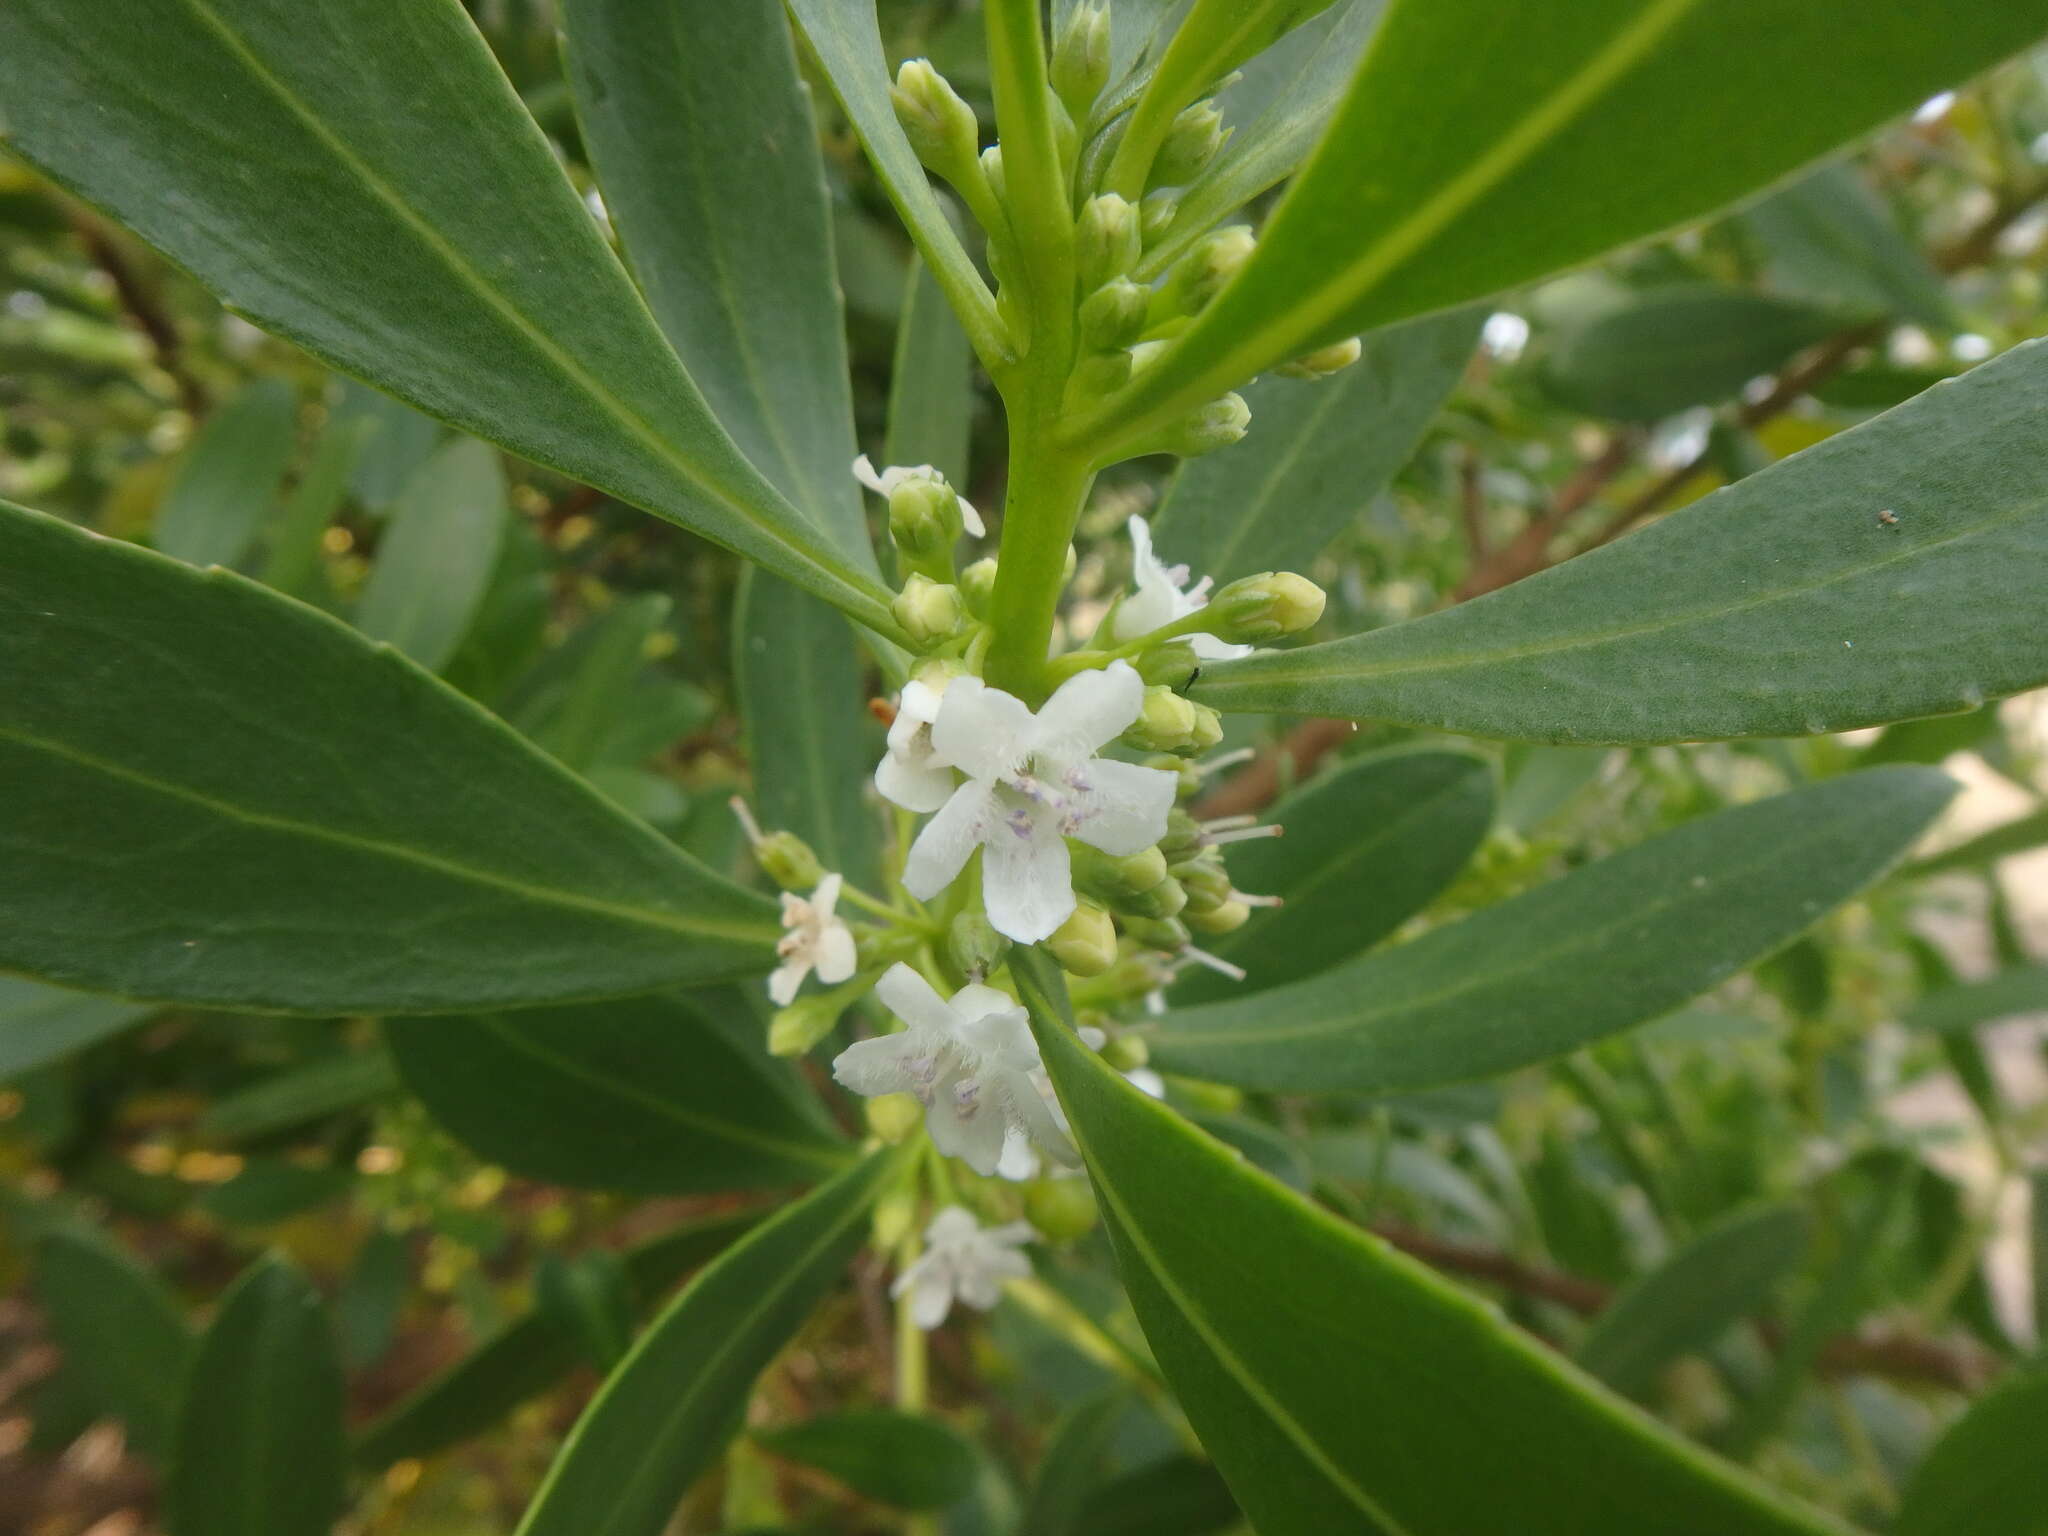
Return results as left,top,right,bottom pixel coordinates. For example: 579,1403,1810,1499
1194,338,2048,742
0,978,158,1081
1894,1368,2048,1536
514,1147,906,1536
155,378,299,569
1013,953,1852,1536
34,1228,195,1461
754,1411,981,1511
1904,805,2048,878
1902,965,2048,1035
387,993,849,1195
0,500,776,1014
1151,307,1478,585
0,0,895,633
886,256,975,491
1150,768,1953,1093
1742,162,1953,328
354,438,506,671
1077,0,2048,449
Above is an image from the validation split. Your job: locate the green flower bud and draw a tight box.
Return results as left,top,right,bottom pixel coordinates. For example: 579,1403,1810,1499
1187,702,1224,753
1275,336,1364,380
1101,1032,1150,1072
959,557,999,616
1120,913,1189,950
1137,641,1201,689
872,1185,918,1249
1207,571,1327,640
1152,99,1227,187
756,829,823,891
1078,277,1149,352
1047,898,1119,977
1173,855,1232,911
866,1092,925,1145
887,476,964,567
1186,897,1251,935
1139,189,1180,247
1024,1175,1099,1242
1127,338,1171,375
891,573,968,646
979,144,1007,205
1076,193,1142,290
1161,807,1204,856
1123,873,1187,920
1160,225,1254,317
1122,684,1201,753
891,59,980,176
946,911,1011,980
1075,842,1170,901
768,986,849,1056
1050,1,1111,117
1174,1078,1244,1114
1148,754,1203,800
1162,392,1251,458
1068,349,1134,402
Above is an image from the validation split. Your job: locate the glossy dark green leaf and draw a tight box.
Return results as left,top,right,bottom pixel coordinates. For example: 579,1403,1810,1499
155,379,298,568
1014,953,1851,1536
1195,339,2048,742
1018,1390,1126,1536
388,993,847,1194
166,1255,345,1536
1151,768,1953,1092
1905,804,2048,878
755,1410,980,1510
1895,1369,2048,1536
514,1148,905,1536
354,438,507,671
1173,749,1493,1005
1902,965,2048,1035
1539,286,1840,422
1742,162,1952,328
1073,1454,1239,1536
1150,307,1478,585
1859,703,1999,767
885,255,975,491
33,1228,195,1460
197,1049,400,1141
1576,1204,1807,1399
259,415,371,600
1078,0,2048,446
0,0,895,632
356,1210,761,1468
0,500,776,1013
0,977,156,1080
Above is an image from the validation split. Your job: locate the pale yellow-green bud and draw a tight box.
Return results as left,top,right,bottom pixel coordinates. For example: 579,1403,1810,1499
1187,898,1251,935
769,988,847,1056
1078,278,1149,352
1161,807,1204,855
891,573,968,646
1173,855,1232,911
946,911,1011,980
1101,1032,1150,1072
887,477,964,568
1139,189,1180,247
1160,225,1254,318
979,144,1006,205
1024,1176,1098,1242
1122,684,1201,753
1208,571,1327,641
865,1092,926,1145
891,60,980,176
959,557,998,616
1068,349,1134,401
1076,193,1142,291
1121,913,1189,950
1152,99,1227,187
1137,641,1200,689
872,1185,918,1249
1162,392,1251,457
755,830,823,891
1047,898,1119,977
1076,842,1169,901
1050,1,1111,116
1174,1078,1243,1115
1187,703,1224,753
1124,873,1187,920
1276,336,1364,380
1127,338,1171,376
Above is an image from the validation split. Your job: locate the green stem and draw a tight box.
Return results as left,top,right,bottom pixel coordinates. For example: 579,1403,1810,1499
986,431,1094,699
893,1226,940,1536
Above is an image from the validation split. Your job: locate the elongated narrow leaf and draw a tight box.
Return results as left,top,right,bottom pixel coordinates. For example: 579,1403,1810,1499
0,977,157,1080
755,1410,980,1510
156,379,299,568
1173,749,1493,1005
1018,1390,1125,1536
0,0,893,630
1903,965,2048,1035
1074,1455,1239,1536
198,1050,400,1142
0,500,776,1014
1743,162,1952,329
1014,954,1850,1536
1195,339,2048,742
34,1228,195,1460
1152,768,1953,1092
167,1256,345,1536
354,438,506,670
1905,804,2048,877
1576,1204,1807,1399
1895,1369,2048,1536
886,255,975,489
260,415,370,600
387,994,848,1194
1151,307,1478,584
514,1147,905,1536
1081,0,2048,446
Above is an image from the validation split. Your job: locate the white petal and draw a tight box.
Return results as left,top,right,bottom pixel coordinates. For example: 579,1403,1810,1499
1188,630,1254,661
1030,661,1144,765
810,872,843,918
1004,1067,1080,1165
951,982,1027,1025
995,1132,1040,1181
909,1267,955,1329
1068,757,1177,855
831,1033,924,1097
925,1063,1006,1175
983,1220,1038,1248
982,809,1075,944
903,781,995,899
1125,1067,1168,1099
852,454,887,495
874,962,962,1037
925,1206,980,1246
767,957,807,1006
875,749,957,814
929,676,1035,782
957,494,985,538
899,679,946,725
814,922,858,985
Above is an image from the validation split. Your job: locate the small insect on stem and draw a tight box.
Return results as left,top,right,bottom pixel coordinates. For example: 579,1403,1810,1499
1877,509,1901,529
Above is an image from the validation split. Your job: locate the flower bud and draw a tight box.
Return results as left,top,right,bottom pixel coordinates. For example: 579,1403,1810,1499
1275,336,1364,380
1207,571,1326,641
1076,193,1142,291
1101,1032,1150,1072
872,1185,918,1249
1051,1,1111,117
1122,873,1187,921
1136,641,1200,689
979,144,1006,205
1122,684,1200,753
1047,898,1119,977
1162,392,1251,458
1120,913,1189,950
887,476,964,566
1152,100,1227,187
1174,1078,1243,1114
1161,807,1204,856
1173,855,1232,911
1148,754,1204,800
866,1092,925,1145
1139,189,1180,247
1024,1176,1099,1241
946,911,1011,980
1068,349,1134,402
1076,842,1170,900
1160,225,1254,317
768,987,848,1056
755,829,824,891
1078,277,1149,352
891,573,968,646
959,556,998,615
1187,898,1251,935
891,60,979,176
1127,338,1171,376
1187,703,1224,753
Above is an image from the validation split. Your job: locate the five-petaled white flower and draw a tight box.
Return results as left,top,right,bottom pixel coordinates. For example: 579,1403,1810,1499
892,1205,1036,1329
1110,515,1252,660
833,963,1074,1175
852,454,986,537
894,661,1176,944
768,873,857,1005
874,675,956,813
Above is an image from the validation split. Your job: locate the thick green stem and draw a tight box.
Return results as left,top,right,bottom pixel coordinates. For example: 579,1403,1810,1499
986,425,1094,699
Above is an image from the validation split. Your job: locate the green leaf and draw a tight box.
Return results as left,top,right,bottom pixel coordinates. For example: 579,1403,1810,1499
1539,285,1841,422
156,379,299,569
1499,744,1611,833
198,1160,354,1225
386,993,848,1194
259,415,371,600
0,0,896,632
1575,1204,1808,1399
356,1210,761,1469
1742,161,1952,328
885,255,975,490
197,1049,400,1142
337,1225,410,1369
1194,338,2048,742
1150,307,1478,584
1151,768,1954,1093
1171,749,1493,1005
335,381,443,512
0,977,157,1080
167,1255,346,1536
1905,804,2048,876
354,438,507,671
754,1410,981,1510
1017,1390,1126,1536
1902,964,2048,1035
509,592,675,773
513,1147,906,1536
1895,1368,2048,1536
1073,1454,1239,1536
33,1227,195,1460
1013,952,1852,1536
0,499,776,1014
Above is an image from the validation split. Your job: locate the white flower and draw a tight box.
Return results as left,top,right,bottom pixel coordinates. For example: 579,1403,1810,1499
768,873,858,1005
833,964,1074,1175
901,661,1177,944
1109,515,1252,660
874,676,956,813
852,454,985,537
891,1206,1035,1329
